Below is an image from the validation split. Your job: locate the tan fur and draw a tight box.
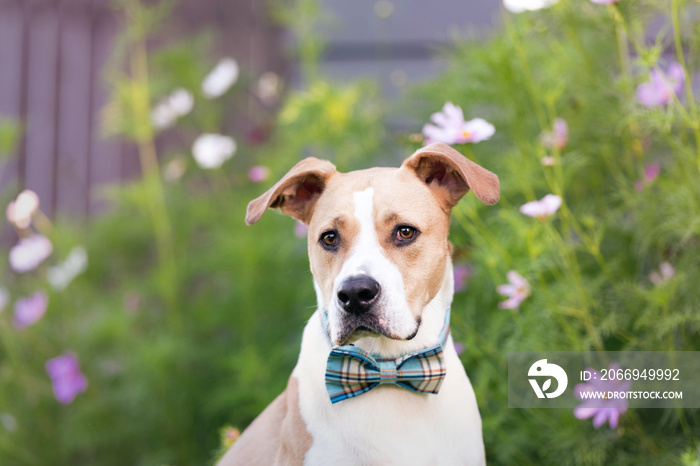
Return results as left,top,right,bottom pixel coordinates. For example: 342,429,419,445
245,157,337,225
217,376,311,466
307,167,451,322
404,142,500,208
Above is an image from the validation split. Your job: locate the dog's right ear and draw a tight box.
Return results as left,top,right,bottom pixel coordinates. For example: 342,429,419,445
245,157,337,225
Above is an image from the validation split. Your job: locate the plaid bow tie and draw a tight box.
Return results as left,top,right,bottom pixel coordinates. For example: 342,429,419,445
324,309,451,404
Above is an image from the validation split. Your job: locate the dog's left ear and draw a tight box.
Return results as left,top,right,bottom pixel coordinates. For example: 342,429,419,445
402,142,499,208
246,157,337,225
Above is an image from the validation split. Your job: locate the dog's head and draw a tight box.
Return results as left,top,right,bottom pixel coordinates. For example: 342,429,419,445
246,143,498,347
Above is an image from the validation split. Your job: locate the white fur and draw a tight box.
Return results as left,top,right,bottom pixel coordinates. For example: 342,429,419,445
327,187,418,348
295,264,485,465
292,186,485,465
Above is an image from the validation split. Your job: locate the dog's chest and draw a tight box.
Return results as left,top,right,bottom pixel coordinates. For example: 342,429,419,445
294,313,485,466
304,390,482,466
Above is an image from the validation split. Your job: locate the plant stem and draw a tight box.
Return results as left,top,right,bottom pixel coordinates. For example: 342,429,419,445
671,0,700,173
610,5,643,180
124,0,181,330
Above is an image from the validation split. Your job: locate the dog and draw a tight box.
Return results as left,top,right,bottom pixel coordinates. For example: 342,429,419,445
218,142,499,465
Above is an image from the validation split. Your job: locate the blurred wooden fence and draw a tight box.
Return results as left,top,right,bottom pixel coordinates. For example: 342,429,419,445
0,0,286,222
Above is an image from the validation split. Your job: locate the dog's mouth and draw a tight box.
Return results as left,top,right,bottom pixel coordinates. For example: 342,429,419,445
332,315,420,346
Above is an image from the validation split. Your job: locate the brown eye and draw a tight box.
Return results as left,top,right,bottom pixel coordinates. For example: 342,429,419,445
394,226,419,246
320,231,339,250
398,227,415,240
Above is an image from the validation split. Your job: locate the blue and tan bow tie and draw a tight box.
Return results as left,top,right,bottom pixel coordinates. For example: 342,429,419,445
324,309,451,404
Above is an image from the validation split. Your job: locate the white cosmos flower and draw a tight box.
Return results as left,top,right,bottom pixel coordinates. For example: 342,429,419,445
202,58,240,99
9,234,53,273
151,88,194,130
47,246,88,291
163,157,187,183
6,190,40,229
151,104,178,129
192,134,236,169
168,88,194,116
256,72,281,105
520,194,562,220
503,0,559,13
649,262,675,285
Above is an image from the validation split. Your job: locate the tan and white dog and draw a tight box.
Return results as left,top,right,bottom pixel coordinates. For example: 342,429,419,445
218,142,499,466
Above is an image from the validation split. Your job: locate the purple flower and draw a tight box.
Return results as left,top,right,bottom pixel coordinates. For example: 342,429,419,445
453,342,465,355
453,264,473,293
636,62,685,107
45,352,88,404
635,162,661,191
520,194,562,220
13,292,48,329
590,0,620,4
540,118,568,150
574,363,630,429
497,271,530,310
248,165,270,183
221,426,241,449
9,234,53,273
422,102,495,145
294,221,308,238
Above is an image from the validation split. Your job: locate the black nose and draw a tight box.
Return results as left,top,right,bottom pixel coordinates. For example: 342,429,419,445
337,276,381,315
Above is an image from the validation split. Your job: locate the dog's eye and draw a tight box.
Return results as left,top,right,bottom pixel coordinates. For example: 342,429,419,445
320,231,340,250
394,226,419,245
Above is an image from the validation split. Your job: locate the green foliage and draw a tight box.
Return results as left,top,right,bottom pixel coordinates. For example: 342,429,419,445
1,0,699,465
411,1,700,464
0,119,21,158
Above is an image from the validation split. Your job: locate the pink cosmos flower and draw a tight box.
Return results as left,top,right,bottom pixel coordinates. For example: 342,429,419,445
635,162,660,191
520,194,562,220
574,363,630,429
497,270,530,310
649,261,675,285
590,0,620,4
45,352,88,404
540,118,568,150
453,264,474,293
14,291,48,329
541,156,556,166
9,234,53,273
6,190,40,229
248,165,270,183
294,221,308,238
422,102,495,145
636,62,685,107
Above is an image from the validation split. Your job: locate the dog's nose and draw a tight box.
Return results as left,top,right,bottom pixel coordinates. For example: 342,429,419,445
337,276,381,315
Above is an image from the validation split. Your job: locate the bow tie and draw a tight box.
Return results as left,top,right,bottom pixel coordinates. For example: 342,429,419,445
324,309,451,404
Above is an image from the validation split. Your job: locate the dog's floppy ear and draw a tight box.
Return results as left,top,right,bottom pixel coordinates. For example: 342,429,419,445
246,157,337,225
402,142,499,208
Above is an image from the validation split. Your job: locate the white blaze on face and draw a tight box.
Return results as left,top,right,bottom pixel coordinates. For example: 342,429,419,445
328,187,417,343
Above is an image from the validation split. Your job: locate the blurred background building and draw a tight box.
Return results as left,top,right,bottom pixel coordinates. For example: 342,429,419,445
0,0,498,222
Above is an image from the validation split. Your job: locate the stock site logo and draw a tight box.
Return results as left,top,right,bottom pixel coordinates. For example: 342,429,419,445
528,359,568,399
